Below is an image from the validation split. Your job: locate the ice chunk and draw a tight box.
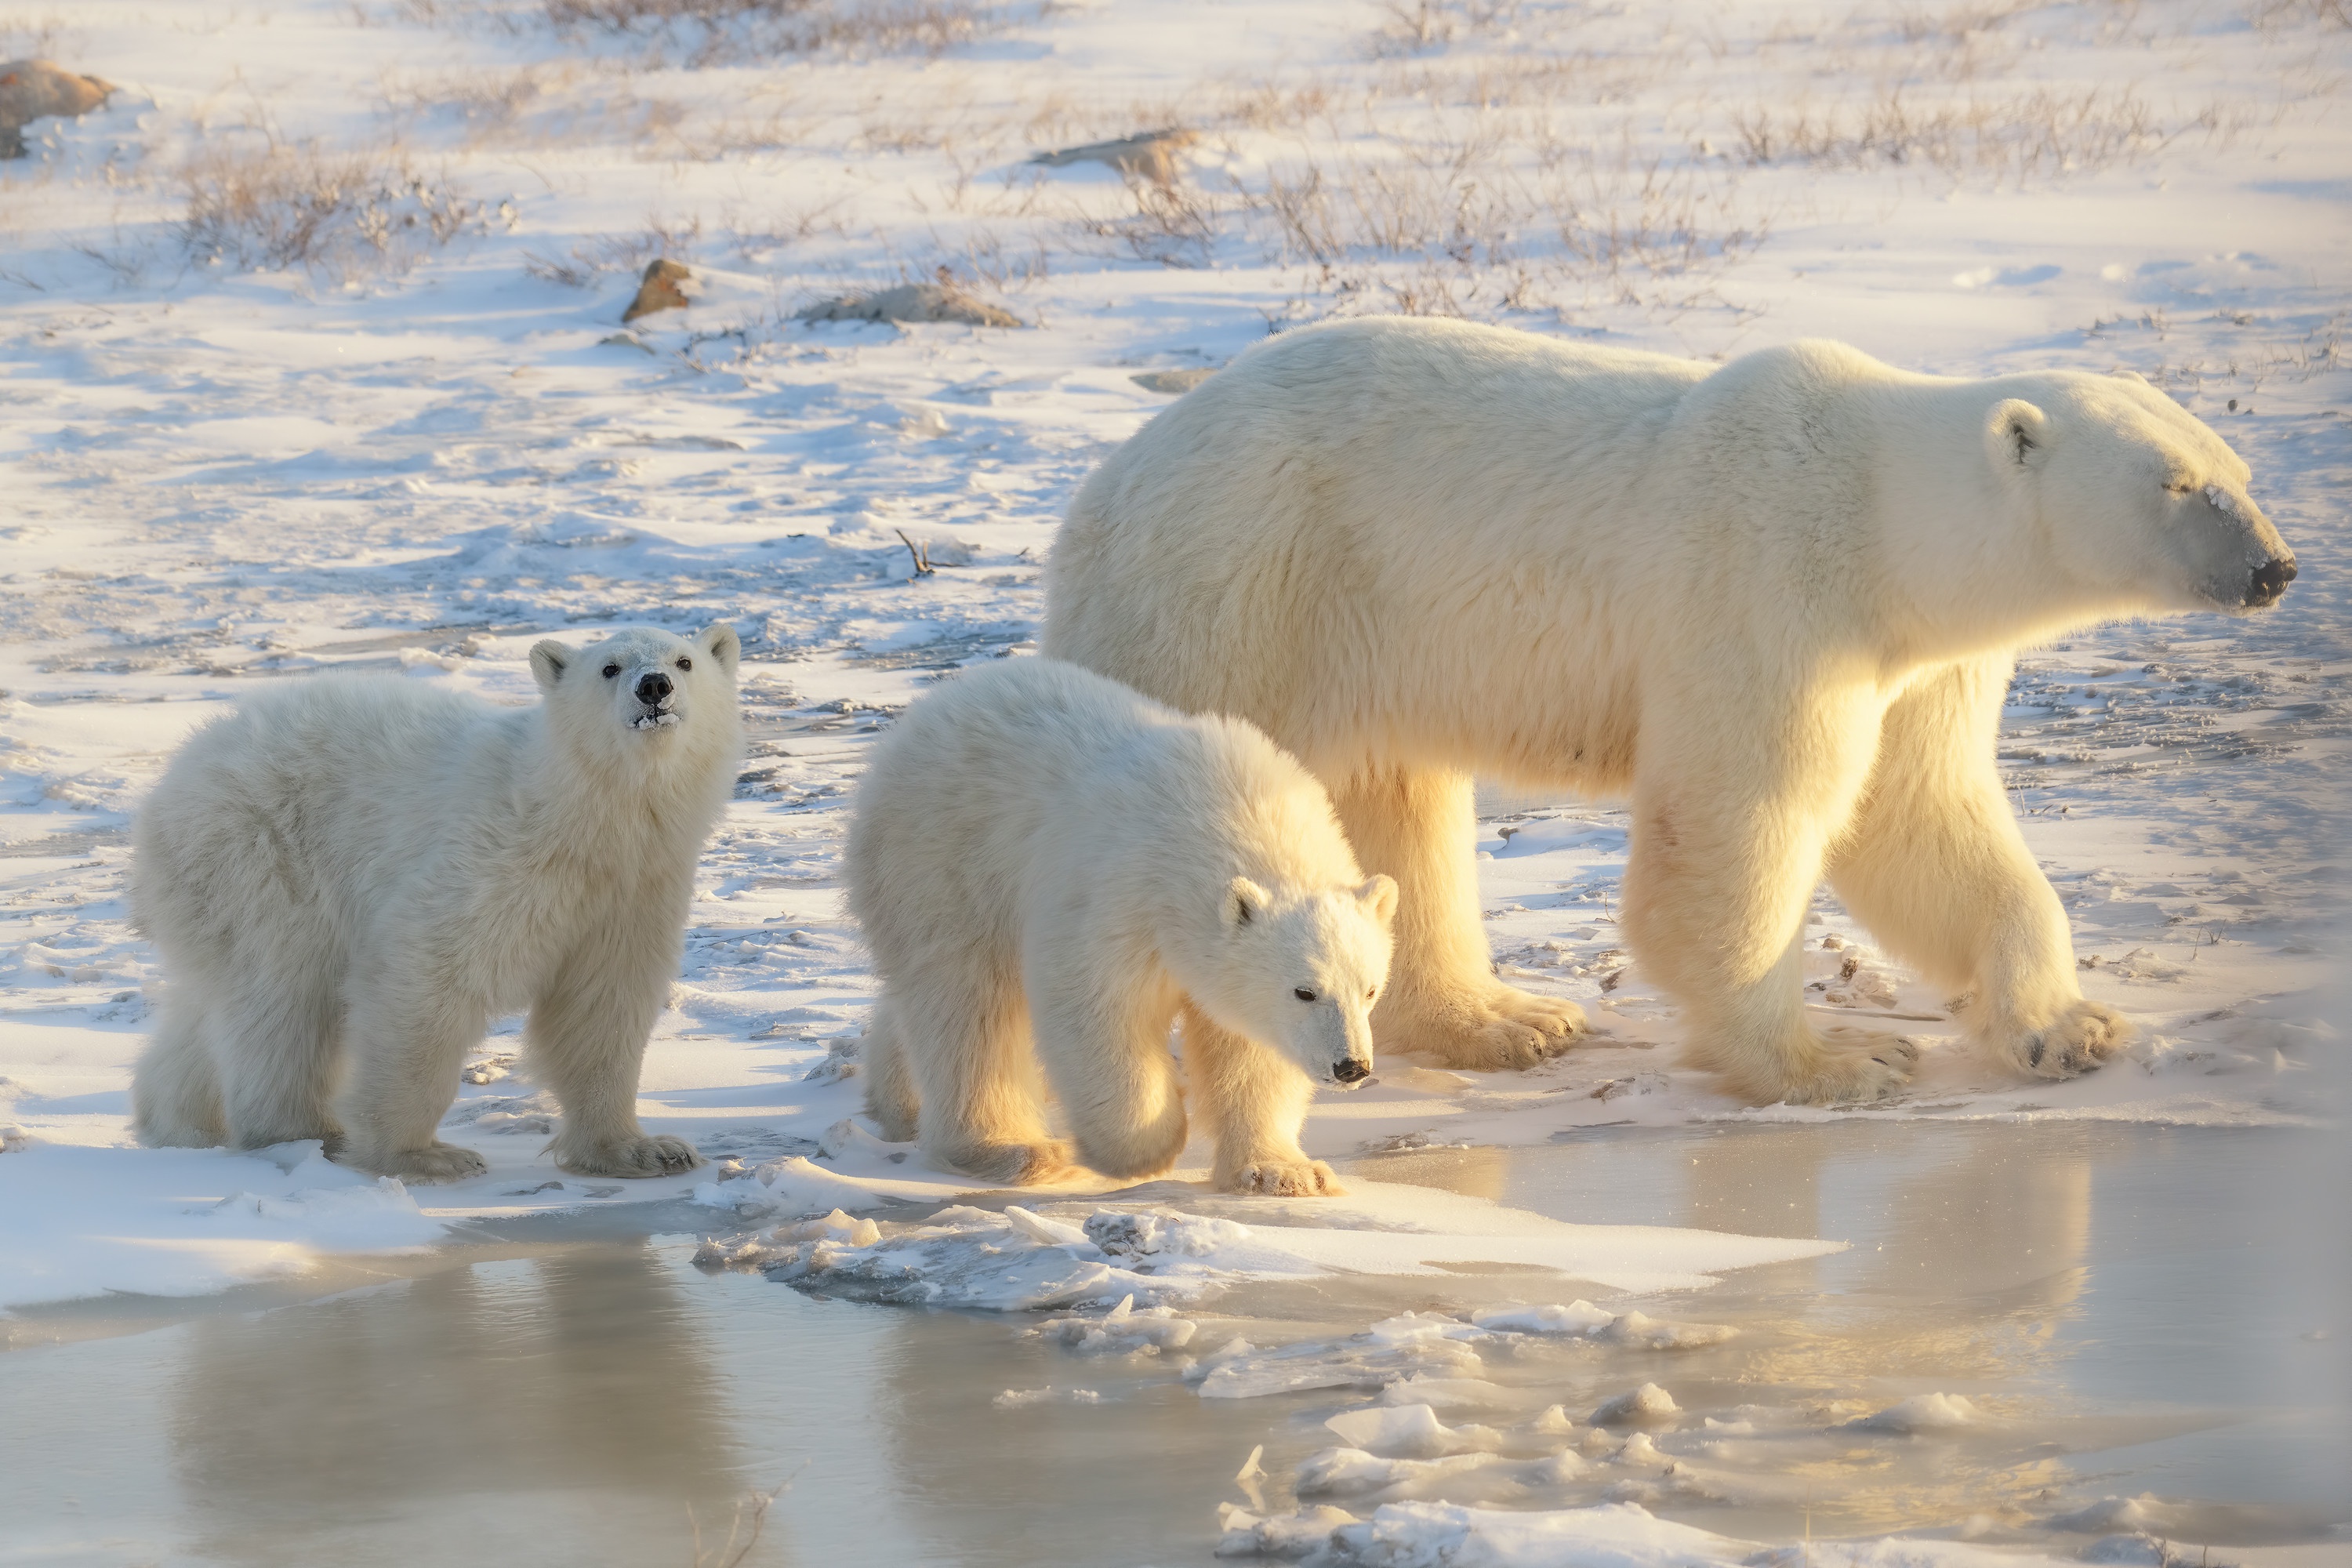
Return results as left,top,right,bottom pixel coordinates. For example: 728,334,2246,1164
1029,1294,1200,1353
1313,1499,1750,1566
1592,1383,1679,1425
991,1387,1102,1409
1841,1392,1980,1433
1214,1503,1359,1560
1294,1446,1505,1500
1472,1300,1614,1334
1192,1327,1485,1399
1323,1403,1501,1458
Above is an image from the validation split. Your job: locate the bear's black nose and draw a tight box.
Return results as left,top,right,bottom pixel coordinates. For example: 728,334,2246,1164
636,671,673,706
1333,1058,1372,1085
2247,555,2297,608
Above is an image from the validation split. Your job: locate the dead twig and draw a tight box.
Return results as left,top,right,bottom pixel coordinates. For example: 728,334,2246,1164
688,1468,800,1567
895,528,935,576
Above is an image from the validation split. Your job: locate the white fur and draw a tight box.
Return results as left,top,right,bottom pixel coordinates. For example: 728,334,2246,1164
1042,318,2296,1102
130,625,744,1181
846,658,1396,1196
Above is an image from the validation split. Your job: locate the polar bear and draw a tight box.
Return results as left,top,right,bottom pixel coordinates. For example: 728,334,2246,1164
1044,318,2296,1104
130,625,743,1181
846,658,1396,1196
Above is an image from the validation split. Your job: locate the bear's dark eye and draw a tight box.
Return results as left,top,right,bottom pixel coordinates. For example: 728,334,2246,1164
601,663,620,679
677,656,691,672
1294,987,1316,1002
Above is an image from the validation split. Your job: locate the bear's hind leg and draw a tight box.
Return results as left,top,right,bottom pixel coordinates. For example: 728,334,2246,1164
130,993,228,1148
902,967,1069,1185
861,996,919,1143
1828,659,2126,1081
1179,1002,1339,1197
1333,766,1583,1071
210,968,345,1150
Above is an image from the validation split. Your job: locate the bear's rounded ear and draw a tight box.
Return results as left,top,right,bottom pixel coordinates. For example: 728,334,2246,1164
1357,873,1399,926
1985,397,2051,473
2111,368,2149,385
529,640,575,693
699,622,742,677
1225,877,1272,928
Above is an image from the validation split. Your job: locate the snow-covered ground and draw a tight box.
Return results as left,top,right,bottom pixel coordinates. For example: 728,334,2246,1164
0,0,2345,1559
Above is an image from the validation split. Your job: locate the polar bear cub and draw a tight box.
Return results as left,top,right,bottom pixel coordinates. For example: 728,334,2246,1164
847,658,1396,1196
131,625,743,1182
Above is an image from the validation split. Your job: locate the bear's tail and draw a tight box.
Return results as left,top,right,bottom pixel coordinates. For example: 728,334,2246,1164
861,996,919,1143
130,1001,227,1148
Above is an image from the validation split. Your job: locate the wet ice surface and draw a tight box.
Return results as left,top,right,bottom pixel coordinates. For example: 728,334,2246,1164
3,1123,2343,1566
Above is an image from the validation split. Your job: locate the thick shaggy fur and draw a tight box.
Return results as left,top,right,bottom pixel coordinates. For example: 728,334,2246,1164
847,659,1396,1196
1043,317,2296,1103
130,625,743,1181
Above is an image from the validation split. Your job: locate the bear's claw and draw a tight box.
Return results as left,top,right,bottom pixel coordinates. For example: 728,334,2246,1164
1390,985,1586,1072
1748,1026,1919,1105
1223,1157,1345,1197
2008,999,2130,1080
557,1133,706,1178
357,1139,490,1184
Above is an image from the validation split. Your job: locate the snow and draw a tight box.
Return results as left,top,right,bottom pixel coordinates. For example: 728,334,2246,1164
0,1141,446,1310
1,0,2343,1319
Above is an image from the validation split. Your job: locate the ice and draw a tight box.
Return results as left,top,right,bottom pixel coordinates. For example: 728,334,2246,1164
1217,1503,1361,1561
1591,1383,1681,1426
1470,1301,1617,1334
1028,1292,1200,1354
991,1386,1102,1409
1294,1446,1509,1501
1469,1300,1736,1349
1840,1392,1981,1433
0,1142,448,1310
1323,1404,1502,1459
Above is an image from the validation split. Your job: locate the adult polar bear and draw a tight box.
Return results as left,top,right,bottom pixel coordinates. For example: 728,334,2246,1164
1043,318,2296,1103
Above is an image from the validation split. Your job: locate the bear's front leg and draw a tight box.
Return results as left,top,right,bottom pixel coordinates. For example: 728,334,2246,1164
1178,1004,1344,1196
1030,975,1189,1185
528,941,704,1179
1825,657,2131,1083
338,978,493,1183
1625,690,1921,1105
1331,767,1584,1071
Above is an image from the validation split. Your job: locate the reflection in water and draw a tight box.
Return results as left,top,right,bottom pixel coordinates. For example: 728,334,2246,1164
4,1124,2342,1564
166,1241,755,1566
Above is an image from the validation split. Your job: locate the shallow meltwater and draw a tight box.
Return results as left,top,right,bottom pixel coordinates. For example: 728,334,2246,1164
2,1123,2344,1566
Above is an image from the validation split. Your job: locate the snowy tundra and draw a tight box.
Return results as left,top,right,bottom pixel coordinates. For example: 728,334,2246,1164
130,626,744,1180
847,658,1396,1196
1044,318,2298,1104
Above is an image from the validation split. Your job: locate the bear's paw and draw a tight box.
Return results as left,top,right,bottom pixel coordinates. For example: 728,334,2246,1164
1392,985,1586,1072
1222,1156,1345,1198
361,1140,491,1184
557,1133,707,1178
2007,999,2131,1080
1771,1027,1920,1105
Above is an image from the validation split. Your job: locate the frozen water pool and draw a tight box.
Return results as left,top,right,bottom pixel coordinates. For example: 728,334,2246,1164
3,1121,2344,1566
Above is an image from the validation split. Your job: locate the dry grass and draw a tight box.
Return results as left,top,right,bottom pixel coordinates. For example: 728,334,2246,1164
178,139,514,280
539,0,1017,66
1722,85,2245,182
0,9,84,60
523,213,702,285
